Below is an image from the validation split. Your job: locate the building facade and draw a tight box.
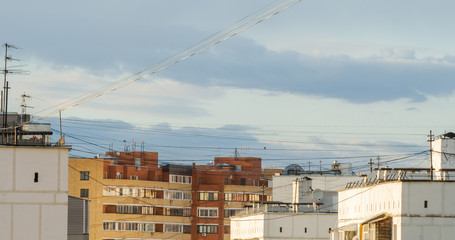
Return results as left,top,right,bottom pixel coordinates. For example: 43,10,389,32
333,132,455,240
0,115,71,240
231,209,336,240
68,151,271,240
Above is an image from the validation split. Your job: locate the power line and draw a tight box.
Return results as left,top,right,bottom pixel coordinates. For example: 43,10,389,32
1,0,302,131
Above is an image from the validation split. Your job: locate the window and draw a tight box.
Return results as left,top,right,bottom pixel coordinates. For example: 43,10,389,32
164,224,183,233
240,178,246,185
165,190,191,200
143,223,154,232
169,174,192,184
164,207,191,217
34,172,39,183
183,225,191,234
198,225,218,234
198,192,219,201
116,172,122,179
80,189,89,198
80,171,90,180
424,200,428,208
198,208,218,218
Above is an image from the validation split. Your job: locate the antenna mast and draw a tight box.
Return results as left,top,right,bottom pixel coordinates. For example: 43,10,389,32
1,43,28,128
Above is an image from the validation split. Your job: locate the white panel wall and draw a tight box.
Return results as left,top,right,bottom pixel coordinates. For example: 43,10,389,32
13,205,40,240
0,205,12,240
0,148,14,191
231,213,336,240
15,148,60,191
337,181,455,240
0,146,70,240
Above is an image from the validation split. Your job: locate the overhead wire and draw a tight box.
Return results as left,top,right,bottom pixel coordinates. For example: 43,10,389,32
0,0,303,132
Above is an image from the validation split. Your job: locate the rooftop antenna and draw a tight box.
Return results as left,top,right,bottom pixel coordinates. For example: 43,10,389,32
20,93,32,124
56,110,65,146
234,147,238,160
2,43,29,128
369,158,373,173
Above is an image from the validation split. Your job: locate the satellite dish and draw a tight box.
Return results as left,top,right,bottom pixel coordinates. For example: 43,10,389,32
312,189,324,203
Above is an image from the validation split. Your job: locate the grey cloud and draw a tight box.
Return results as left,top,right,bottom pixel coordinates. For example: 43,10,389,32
159,38,455,103
4,0,455,103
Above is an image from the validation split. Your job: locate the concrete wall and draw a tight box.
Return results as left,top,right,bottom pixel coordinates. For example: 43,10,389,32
337,181,455,240
231,213,336,240
0,146,70,240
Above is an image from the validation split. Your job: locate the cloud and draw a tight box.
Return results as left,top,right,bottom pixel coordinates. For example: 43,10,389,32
4,0,455,104
158,38,455,103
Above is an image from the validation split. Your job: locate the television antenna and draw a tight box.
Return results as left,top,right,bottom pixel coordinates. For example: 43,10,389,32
2,43,30,128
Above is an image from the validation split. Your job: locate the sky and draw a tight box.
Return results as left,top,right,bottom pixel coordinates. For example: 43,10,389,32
1,0,455,170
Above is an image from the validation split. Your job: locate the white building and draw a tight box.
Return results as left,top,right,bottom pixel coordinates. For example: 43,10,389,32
0,119,71,240
231,210,336,240
335,180,455,240
333,132,455,240
230,162,361,240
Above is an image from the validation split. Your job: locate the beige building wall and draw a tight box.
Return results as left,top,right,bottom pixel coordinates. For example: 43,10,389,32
69,158,192,240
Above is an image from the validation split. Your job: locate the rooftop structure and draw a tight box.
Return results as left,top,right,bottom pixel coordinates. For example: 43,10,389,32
272,162,360,213
1,113,54,146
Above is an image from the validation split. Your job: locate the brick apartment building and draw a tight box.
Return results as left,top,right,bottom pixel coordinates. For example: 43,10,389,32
68,151,271,240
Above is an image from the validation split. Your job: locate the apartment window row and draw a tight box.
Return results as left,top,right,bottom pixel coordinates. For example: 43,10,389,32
104,204,191,217
197,207,218,218
169,174,192,184
197,224,218,234
164,224,191,233
104,205,154,215
103,186,191,200
103,221,154,232
224,192,272,202
197,191,219,201
103,221,191,234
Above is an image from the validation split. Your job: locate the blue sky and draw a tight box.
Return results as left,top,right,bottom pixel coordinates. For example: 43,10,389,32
1,0,453,169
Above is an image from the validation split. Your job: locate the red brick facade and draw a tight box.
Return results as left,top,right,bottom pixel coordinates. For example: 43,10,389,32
101,152,269,240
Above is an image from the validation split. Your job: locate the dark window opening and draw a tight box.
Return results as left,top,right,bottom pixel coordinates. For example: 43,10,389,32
240,178,246,185
34,172,39,183
424,200,428,208
80,171,90,180
80,189,89,198
280,227,282,233
305,227,307,233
